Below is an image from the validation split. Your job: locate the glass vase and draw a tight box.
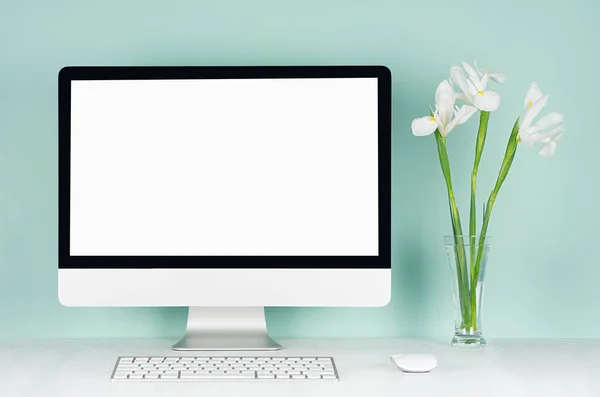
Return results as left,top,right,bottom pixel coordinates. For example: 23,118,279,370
445,235,491,347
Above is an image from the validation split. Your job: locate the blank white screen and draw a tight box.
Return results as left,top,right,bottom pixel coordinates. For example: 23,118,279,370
70,78,379,256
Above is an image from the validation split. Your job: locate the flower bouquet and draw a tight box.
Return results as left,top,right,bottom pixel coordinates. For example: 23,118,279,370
411,61,565,347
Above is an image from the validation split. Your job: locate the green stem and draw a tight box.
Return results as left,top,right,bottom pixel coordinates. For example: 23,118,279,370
468,111,490,329
470,113,489,270
434,131,470,327
472,118,521,327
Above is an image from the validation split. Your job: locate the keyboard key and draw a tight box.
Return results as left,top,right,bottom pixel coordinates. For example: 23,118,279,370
161,373,179,379
179,372,203,379
119,357,134,363
275,374,291,379
292,374,307,379
113,372,129,379
118,364,140,368
322,374,337,380
134,357,150,363
182,372,255,379
213,374,256,379
129,373,145,379
257,373,275,379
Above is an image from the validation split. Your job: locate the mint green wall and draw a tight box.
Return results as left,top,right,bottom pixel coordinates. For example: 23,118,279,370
1,0,598,339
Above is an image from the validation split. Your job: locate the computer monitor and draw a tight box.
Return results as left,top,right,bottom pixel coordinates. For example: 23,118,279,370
58,66,391,351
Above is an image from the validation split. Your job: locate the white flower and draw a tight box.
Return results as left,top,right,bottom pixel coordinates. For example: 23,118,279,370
518,82,564,157
450,61,503,112
411,79,477,137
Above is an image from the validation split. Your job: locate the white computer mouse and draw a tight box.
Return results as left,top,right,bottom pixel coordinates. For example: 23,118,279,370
391,354,437,373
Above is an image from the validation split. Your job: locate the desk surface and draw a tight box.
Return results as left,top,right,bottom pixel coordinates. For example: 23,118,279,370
1,338,599,397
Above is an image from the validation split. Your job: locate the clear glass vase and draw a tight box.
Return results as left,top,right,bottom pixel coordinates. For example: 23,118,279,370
445,235,491,347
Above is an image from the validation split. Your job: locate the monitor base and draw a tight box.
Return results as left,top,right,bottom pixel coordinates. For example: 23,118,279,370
172,307,282,351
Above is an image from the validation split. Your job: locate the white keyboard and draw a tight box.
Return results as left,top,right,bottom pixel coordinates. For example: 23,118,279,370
111,356,339,382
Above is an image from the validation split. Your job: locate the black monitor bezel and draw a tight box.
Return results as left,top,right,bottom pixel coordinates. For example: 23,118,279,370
58,66,391,269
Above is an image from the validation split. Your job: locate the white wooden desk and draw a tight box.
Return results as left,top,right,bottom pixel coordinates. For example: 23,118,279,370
0,338,598,397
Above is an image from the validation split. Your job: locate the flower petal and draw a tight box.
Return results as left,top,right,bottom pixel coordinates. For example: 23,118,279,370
472,90,500,111
524,82,544,111
455,105,477,125
435,79,453,104
479,74,489,89
534,112,564,132
463,64,484,92
411,116,439,137
518,127,543,146
443,105,477,137
435,80,455,126
524,123,564,151
475,62,506,84
455,92,470,102
488,72,506,84
473,61,487,86
538,142,555,158
539,139,558,158
521,95,548,131
544,125,566,139
466,78,480,95
462,61,479,79
450,66,473,102
549,129,564,142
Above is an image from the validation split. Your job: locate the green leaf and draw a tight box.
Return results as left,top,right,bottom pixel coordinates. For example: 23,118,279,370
472,117,521,323
492,117,521,194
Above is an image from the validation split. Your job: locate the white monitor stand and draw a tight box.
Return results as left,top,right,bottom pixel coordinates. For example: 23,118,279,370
172,307,282,351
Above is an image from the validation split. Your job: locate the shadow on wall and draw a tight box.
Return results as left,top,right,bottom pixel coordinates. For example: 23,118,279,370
390,236,437,337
